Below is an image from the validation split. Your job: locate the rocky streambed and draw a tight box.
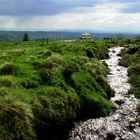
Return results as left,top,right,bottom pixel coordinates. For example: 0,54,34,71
68,46,140,140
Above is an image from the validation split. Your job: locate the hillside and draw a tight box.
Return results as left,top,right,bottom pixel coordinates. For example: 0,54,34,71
0,39,115,140
0,31,139,42
119,37,140,98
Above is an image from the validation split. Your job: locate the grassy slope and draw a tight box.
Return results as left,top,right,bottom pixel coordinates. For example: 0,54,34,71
0,39,115,140
119,38,140,98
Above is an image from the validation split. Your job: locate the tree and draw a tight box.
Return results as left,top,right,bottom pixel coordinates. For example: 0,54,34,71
23,32,29,41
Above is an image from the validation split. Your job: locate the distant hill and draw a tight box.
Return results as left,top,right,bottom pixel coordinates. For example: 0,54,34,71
0,31,139,42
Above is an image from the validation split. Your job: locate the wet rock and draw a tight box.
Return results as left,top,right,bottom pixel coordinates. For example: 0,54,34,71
117,68,120,71
115,100,124,105
128,124,135,131
112,50,116,53
107,132,116,140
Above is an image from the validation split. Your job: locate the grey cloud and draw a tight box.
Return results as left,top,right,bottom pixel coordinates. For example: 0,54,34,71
0,0,101,16
0,0,139,16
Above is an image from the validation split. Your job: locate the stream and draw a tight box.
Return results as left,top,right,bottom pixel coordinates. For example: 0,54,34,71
68,46,140,140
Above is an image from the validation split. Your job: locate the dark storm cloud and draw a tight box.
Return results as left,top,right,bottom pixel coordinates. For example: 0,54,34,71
0,0,101,16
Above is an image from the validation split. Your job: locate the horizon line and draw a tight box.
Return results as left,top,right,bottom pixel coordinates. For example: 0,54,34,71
0,28,140,35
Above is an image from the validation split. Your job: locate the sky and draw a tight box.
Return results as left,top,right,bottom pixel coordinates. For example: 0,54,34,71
0,0,140,33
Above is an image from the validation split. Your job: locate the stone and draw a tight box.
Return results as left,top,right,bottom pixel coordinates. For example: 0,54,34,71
107,132,116,140
115,100,125,105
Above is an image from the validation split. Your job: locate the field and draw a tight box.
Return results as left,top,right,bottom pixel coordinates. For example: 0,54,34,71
0,39,116,139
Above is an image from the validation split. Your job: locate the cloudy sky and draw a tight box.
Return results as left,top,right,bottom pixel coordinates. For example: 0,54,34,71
0,0,140,33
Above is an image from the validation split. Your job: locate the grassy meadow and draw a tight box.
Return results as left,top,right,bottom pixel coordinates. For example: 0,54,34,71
0,39,116,139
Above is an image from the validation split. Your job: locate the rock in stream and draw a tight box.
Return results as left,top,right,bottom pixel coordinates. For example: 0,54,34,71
68,46,140,140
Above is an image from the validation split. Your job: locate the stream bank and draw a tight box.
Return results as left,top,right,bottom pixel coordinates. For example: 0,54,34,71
68,46,140,140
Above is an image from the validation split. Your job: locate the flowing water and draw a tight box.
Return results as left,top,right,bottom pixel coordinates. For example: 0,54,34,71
68,46,140,140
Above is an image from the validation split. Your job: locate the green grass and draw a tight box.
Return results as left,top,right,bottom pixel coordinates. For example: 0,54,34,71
120,42,140,98
0,39,114,139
